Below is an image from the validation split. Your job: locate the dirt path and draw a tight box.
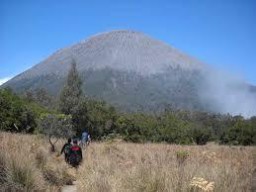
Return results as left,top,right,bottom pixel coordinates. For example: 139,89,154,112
61,181,77,192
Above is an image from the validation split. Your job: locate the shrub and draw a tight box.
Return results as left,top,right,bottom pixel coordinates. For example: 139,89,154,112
176,150,189,165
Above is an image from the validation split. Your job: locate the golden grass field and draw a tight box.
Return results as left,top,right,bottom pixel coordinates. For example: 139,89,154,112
0,132,255,192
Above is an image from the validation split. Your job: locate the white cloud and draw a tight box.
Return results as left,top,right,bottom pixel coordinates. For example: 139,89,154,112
0,77,11,86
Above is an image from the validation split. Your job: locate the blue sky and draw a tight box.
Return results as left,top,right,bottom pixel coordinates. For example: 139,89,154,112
1,0,255,84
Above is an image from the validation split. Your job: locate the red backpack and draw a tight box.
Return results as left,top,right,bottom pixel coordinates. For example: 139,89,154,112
69,145,82,167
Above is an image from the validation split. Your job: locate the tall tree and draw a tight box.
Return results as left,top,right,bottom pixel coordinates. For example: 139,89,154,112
59,60,82,115
59,60,88,134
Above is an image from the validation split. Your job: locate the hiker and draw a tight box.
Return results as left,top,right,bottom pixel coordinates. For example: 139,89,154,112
60,138,72,162
68,140,83,167
81,130,91,148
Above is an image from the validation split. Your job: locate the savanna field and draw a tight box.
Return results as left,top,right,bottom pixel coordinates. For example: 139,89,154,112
0,132,255,192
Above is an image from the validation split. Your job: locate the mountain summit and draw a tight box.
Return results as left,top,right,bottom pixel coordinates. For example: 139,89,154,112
11,30,204,81
3,30,256,115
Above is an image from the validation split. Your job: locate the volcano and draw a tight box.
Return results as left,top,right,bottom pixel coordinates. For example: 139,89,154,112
3,30,256,115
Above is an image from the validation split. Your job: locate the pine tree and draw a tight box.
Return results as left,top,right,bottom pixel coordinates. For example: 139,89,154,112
59,60,82,115
59,60,89,134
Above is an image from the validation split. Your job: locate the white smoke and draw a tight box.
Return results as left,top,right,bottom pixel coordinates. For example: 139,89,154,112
199,67,256,118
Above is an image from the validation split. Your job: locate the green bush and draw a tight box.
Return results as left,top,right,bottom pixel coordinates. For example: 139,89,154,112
0,88,37,132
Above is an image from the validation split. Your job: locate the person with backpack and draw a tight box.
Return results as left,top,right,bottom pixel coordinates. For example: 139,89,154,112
68,139,83,167
81,130,90,149
60,138,72,162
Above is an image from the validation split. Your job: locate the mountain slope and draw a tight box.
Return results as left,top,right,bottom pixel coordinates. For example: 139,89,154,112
4,30,205,111
8,30,204,80
3,30,256,115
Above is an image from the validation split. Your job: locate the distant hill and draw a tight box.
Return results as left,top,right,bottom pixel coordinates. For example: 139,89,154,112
2,30,256,115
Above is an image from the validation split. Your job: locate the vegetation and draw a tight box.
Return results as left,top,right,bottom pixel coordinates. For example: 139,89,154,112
0,132,254,192
0,88,37,133
1,86,256,146
1,33,255,191
0,132,75,191
77,140,254,192
59,60,88,135
38,114,74,152
1,64,256,191
1,61,256,146
59,60,83,115
23,88,55,109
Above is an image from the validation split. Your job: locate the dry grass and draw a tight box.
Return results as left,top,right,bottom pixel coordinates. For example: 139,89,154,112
0,132,255,192
0,132,75,192
77,141,255,192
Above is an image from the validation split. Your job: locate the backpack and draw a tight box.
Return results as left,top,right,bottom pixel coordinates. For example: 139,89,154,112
68,146,82,167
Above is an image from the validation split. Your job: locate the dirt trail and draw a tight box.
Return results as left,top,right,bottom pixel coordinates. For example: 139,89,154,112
61,181,77,192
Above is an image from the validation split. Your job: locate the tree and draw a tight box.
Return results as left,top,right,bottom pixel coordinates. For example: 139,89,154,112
85,99,117,139
0,88,37,132
191,126,211,145
23,88,54,109
220,117,256,146
72,98,90,135
38,114,74,152
59,60,86,134
59,60,83,115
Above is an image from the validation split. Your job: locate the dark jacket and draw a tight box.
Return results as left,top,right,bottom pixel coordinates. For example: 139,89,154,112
61,143,71,154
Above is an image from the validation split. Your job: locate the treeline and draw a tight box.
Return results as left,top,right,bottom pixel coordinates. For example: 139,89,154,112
1,87,256,146
1,62,255,146
116,111,256,145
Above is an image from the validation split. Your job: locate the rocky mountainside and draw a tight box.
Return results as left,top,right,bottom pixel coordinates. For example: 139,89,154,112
3,30,256,115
